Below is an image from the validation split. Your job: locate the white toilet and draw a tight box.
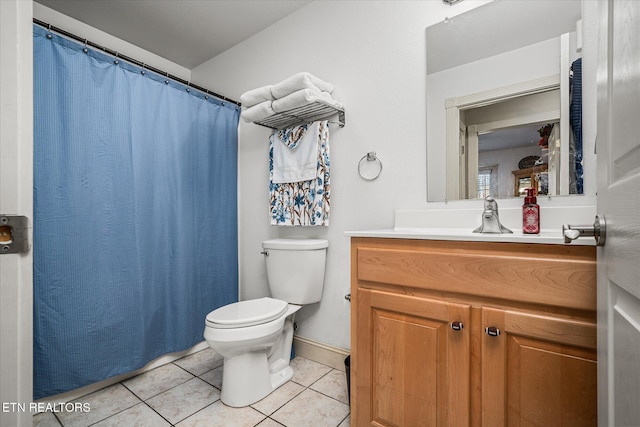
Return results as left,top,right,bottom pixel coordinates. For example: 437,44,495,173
203,238,328,407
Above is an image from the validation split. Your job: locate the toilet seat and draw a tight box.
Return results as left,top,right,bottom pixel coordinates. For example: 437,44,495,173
205,297,288,329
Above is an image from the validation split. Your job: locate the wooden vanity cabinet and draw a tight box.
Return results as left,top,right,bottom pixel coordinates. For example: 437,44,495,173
355,288,471,426
481,307,597,426
350,237,597,427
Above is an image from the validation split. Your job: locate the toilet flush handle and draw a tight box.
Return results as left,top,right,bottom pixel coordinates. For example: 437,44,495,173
260,250,269,256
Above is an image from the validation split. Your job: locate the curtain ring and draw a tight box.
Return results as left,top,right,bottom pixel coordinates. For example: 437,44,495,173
358,151,382,181
82,39,88,53
113,52,119,65
140,63,145,75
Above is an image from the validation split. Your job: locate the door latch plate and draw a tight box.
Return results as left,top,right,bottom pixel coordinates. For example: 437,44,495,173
0,215,30,254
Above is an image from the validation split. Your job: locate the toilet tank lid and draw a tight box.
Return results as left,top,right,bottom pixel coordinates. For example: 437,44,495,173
262,238,328,250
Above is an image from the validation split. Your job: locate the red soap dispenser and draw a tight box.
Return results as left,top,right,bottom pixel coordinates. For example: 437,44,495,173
523,188,540,234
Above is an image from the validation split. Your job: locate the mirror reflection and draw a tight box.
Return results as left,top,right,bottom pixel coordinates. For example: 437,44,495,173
426,0,583,202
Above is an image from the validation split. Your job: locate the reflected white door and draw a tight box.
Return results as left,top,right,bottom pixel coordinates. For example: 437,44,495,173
458,118,467,198
596,1,640,425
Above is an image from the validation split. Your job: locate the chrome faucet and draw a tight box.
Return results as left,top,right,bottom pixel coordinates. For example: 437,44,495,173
473,197,513,234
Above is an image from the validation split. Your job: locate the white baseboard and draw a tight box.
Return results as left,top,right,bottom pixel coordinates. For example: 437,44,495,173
36,341,209,404
293,336,350,372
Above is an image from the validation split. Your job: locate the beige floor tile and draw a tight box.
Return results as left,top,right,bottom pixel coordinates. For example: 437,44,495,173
199,365,223,389
310,369,349,404
91,403,170,427
271,389,350,427
33,411,62,427
290,357,332,387
145,378,220,424
251,380,305,415
122,363,193,400
256,418,284,427
176,400,265,427
55,383,141,427
174,348,224,376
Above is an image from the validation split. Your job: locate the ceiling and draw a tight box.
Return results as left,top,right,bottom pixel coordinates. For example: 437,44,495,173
478,124,543,152
35,0,312,69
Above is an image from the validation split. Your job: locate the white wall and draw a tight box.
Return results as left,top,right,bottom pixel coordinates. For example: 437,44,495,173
192,0,491,350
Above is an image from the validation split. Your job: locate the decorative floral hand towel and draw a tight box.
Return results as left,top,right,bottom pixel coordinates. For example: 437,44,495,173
269,120,330,226
272,121,320,184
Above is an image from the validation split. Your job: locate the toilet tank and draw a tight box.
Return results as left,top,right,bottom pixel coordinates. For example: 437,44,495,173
262,239,328,305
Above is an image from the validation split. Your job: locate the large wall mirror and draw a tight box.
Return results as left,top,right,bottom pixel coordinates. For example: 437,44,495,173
426,0,587,202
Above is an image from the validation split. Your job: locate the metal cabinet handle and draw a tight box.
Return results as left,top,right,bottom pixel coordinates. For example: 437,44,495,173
451,321,464,331
485,326,501,337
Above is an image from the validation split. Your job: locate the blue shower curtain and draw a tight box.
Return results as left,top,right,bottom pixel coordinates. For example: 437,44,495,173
33,25,239,399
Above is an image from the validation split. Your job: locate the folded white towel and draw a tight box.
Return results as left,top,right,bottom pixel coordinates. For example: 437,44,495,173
271,72,334,99
240,85,274,108
272,88,344,113
240,100,276,123
272,121,320,184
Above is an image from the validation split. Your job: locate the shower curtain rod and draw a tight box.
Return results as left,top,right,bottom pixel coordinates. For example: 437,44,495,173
33,18,241,107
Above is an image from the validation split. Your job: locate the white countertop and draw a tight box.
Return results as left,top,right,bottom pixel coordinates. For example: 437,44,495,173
345,227,595,245
345,205,598,245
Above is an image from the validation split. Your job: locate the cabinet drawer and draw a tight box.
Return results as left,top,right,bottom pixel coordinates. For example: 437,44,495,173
354,239,596,311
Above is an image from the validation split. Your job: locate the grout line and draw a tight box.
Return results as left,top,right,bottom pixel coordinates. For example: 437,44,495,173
120,363,195,401
337,412,350,427
117,376,180,427
140,400,174,427
168,399,226,426
52,412,63,426
171,361,201,377
84,388,143,427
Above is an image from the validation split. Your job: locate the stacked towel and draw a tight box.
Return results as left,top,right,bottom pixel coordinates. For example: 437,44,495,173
272,89,343,113
271,72,334,99
240,101,275,124
240,72,340,124
240,85,274,106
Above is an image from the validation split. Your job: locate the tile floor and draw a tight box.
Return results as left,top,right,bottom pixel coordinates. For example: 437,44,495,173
33,349,350,427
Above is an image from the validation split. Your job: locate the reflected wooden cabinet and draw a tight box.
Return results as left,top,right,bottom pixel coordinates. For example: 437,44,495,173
350,237,597,426
512,165,548,196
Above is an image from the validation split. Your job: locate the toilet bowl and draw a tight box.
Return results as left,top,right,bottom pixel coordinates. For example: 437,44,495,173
204,298,301,407
203,238,328,407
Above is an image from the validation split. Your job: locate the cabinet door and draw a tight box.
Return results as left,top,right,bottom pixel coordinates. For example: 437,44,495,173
481,307,597,426
354,289,471,426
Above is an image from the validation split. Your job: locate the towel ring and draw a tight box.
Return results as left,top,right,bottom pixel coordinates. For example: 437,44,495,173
358,151,382,181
